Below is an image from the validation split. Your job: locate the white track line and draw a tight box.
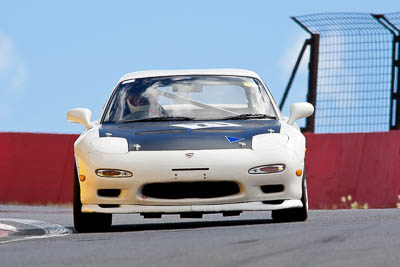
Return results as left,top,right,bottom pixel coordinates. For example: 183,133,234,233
0,218,71,244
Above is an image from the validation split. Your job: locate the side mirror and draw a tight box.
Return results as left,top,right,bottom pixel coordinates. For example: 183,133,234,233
66,108,92,129
287,102,314,125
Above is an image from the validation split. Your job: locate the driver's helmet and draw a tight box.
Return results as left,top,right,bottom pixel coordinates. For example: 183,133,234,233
127,89,151,113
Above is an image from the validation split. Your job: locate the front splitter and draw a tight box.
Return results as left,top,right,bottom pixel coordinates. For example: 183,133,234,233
82,200,303,214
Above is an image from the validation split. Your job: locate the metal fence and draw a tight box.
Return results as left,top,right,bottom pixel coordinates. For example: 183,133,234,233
280,12,400,133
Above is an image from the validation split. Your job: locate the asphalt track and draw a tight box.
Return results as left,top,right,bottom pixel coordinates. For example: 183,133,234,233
1,205,400,267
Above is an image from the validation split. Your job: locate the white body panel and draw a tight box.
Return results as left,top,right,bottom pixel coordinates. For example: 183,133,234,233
75,122,306,214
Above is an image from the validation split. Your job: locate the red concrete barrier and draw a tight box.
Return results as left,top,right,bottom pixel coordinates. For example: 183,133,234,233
0,132,78,204
0,131,399,209
305,131,400,209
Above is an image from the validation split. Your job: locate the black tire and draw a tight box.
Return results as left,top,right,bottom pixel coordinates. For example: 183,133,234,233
73,167,112,232
271,172,308,222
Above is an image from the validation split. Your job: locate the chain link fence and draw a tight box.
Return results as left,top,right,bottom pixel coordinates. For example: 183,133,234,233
283,13,400,133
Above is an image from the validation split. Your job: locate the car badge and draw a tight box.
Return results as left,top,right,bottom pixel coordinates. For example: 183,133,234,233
105,132,113,137
185,153,194,159
133,144,141,151
267,128,275,133
225,136,244,143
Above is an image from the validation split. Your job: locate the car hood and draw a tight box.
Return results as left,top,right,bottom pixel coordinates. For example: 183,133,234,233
99,120,281,151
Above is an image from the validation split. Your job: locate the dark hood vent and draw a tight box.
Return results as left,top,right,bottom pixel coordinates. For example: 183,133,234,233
135,129,187,135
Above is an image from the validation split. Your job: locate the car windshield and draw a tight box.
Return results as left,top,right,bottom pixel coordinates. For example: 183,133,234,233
101,75,278,123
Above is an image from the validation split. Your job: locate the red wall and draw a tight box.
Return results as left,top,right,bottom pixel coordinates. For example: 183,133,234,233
0,133,77,204
305,131,400,209
1,131,399,209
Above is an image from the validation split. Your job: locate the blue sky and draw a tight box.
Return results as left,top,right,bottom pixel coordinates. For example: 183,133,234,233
0,0,397,133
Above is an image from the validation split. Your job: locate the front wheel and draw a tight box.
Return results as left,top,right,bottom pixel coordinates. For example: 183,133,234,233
73,167,112,232
271,172,308,222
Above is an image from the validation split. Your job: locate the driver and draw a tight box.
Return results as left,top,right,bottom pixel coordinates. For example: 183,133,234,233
126,87,166,119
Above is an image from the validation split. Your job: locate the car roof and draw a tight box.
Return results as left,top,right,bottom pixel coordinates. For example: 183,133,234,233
118,69,261,83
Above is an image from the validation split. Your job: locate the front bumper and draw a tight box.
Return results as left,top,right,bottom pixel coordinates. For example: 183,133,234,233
77,147,305,214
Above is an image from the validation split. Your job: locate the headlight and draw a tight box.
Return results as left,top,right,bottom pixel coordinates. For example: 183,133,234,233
95,169,133,178
90,137,128,154
248,164,285,174
252,134,289,150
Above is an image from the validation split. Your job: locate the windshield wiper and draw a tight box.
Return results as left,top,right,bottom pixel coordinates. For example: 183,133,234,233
221,114,278,120
121,116,194,123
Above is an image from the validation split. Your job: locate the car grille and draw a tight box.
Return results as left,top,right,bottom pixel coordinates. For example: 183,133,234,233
260,184,284,194
97,189,121,197
141,181,240,199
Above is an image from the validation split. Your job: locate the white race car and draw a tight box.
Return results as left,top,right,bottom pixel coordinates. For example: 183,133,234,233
67,69,314,232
